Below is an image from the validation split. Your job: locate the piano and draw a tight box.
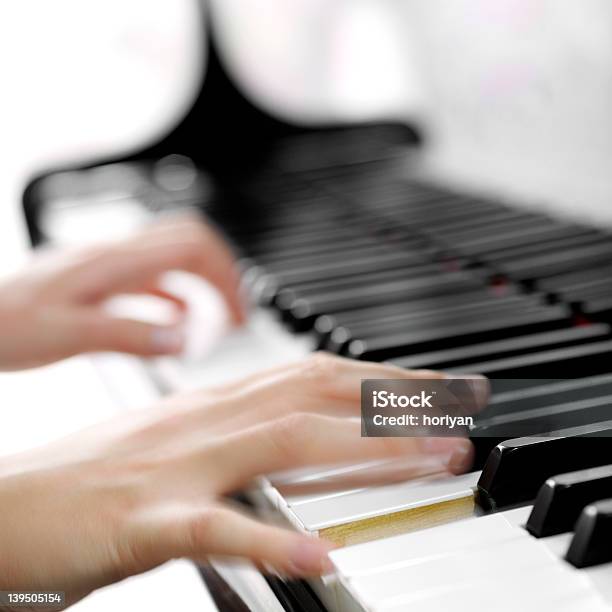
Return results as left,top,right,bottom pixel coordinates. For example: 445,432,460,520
22,1,612,611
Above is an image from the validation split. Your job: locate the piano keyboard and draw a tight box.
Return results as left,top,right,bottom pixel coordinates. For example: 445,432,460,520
259,471,479,547
185,157,611,611
31,149,612,611
329,504,612,612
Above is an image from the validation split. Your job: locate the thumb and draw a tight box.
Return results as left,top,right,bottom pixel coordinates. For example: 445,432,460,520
75,311,185,356
126,503,335,577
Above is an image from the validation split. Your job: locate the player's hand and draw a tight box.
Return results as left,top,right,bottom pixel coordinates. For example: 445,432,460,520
0,214,245,370
0,354,487,608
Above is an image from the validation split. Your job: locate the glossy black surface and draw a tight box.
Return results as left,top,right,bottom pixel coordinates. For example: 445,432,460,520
567,498,612,568
527,465,612,538
477,422,612,511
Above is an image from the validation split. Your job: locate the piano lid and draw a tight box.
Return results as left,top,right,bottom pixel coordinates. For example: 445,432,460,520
133,0,421,174
22,0,421,245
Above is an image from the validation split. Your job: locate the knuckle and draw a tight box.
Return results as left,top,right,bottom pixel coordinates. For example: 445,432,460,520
174,238,200,263
188,507,223,551
269,413,316,462
184,222,205,244
80,315,107,346
379,436,408,457
301,352,341,383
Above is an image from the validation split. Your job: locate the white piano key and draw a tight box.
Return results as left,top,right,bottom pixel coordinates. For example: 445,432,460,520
499,505,533,528
286,471,479,533
346,537,561,604
334,504,612,612
355,534,603,612
330,511,526,577
268,456,472,511
374,576,610,612
538,531,612,608
506,512,612,610
584,563,612,607
265,482,369,510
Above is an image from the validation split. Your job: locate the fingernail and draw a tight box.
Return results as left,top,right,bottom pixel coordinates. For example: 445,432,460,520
289,539,335,575
447,440,474,474
469,377,491,411
151,326,184,354
444,374,490,411
421,438,474,473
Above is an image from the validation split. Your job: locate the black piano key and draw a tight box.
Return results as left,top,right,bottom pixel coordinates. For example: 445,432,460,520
285,272,484,331
247,217,425,251
578,285,612,301
471,394,612,469
554,277,611,302
247,227,372,252
498,242,612,285
274,263,447,307
433,215,550,246
312,289,521,345
378,197,498,223
537,262,612,294
254,240,397,266
347,306,571,361
453,225,596,258
448,340,612,384
568,290,612,321
391,325,610,371
329,302,552,354
526,465,612,538
476,420,612,511
231,209,343,236
258,250,433,288
422,210,533,233
258,225,426,258
225,208,347,239
566,499,612,568
381,205,499,229
484,374,612,419
315,289,521,324
476,233,608,266
562,289,612,318
429,210,541,234
583,295,612,320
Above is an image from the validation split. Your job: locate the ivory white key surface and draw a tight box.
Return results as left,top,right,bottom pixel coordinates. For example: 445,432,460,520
332,504,612,612
330,512,525,577
376,580,610,612
283,471,479,530
538,526,612,608
379,568,597,612
585,564,612,608
346,537,559,603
